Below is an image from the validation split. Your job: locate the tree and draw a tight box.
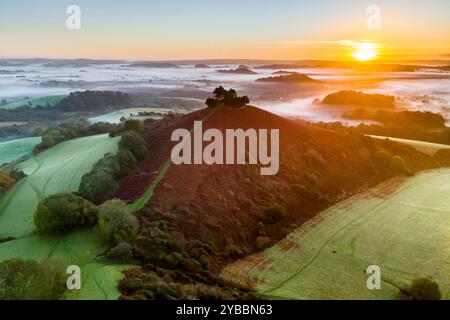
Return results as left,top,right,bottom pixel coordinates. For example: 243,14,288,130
390,155,411,176
98,199,139,246
79,169,119,203
205,97,218,108
213,86,227,100
117,150,138,176
34,193,98,235
206,87,250,108
0,258,66,300
124,119,144,133
119,131,149,161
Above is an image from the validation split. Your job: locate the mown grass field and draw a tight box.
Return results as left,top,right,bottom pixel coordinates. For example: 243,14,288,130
0,134,126,300
0,137,41,166
88,107,179,124
221,169,450,300
369,135,450,156
0,95,65,110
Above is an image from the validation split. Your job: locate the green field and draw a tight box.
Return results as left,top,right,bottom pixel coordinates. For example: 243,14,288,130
222,169,450,300
0,95,65,110
0,134,126,300
88,107,180,124
369,135,450,156
0,137,41,166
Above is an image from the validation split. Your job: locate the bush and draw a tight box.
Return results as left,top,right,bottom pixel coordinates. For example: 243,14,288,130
34,193,98,235
263,204,286,224
396,278,441,300
256,236,271,250
124,120,144,133
0,171,14,189
0,258,66,300
117,150,138,176
119,131,149,161
79,169,119,204
224,244,244,257
390,155,410,176
434,149,450,166
98,199,139,246
372,150,391,167
94,154,122,178
107,242,134,261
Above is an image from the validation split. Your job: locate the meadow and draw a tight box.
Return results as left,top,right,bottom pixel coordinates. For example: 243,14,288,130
0,95,65,110
0,136,41,166
0,134,126,299
221,168,450,300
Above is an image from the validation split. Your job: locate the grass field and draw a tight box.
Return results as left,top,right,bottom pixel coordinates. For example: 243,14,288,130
0,134,126,300
0,137,41,166
369,135,450,156
221,169,450,300
88,107,178,124
0,95,65,110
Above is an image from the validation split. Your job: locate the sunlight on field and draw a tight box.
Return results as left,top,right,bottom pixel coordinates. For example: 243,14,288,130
221,169,450,300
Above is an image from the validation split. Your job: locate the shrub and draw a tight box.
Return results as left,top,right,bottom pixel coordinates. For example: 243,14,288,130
263,204,286,224
107,242,134,261
119,131,149,161
34,193,98,235
396,278,441,300
434,149,450,166
117,150,138,176
224,244,244,257
79,169,119,203
390,155,410,176
124,119,144,133
0,258,66,300
94,154,122,178
256,236,271,250
0,171,14,189
98,199,139,246
304,149,325,165
372,150,391,167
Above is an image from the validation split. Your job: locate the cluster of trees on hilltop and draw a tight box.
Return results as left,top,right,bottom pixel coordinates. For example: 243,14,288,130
205,86,250,108
56,91,131,112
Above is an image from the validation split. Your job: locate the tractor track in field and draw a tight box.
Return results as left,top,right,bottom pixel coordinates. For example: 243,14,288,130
258,172,445,296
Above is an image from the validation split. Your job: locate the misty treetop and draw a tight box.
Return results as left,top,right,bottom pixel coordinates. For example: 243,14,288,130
57,90,132,112
205,86,250,108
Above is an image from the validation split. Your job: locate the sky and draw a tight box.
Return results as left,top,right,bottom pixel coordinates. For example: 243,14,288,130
0,0,449,60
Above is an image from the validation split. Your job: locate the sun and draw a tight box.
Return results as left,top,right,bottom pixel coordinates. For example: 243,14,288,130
352,42,378,61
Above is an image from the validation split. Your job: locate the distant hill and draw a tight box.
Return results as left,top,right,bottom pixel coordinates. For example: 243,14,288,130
255,63,305,69
272,70,299,75
256,73,319,83
321,90,395,108
217,66,257,74
194,64,211,68
128,62,178,68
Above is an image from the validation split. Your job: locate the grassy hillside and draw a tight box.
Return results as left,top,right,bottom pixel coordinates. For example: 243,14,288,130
0,134,126,300
0,137,41,166
0,95,65,110
369,135,450,156
221,169,450,299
